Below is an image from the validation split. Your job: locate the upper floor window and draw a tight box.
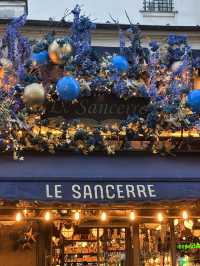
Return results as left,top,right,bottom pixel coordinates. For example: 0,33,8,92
143,0,174,13
0,0,28,19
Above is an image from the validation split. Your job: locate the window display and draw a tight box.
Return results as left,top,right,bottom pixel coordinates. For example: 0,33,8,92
175,219,200,266
52,224,126,266
140,223,171,266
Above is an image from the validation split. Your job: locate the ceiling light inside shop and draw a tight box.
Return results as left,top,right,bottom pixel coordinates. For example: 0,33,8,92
101,212,107,222
129,211,135,221
182,211,188,220
16,212,22,222
157,213,164,222
74,211,80,221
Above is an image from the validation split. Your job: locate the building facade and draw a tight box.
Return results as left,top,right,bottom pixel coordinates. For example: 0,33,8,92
0,0,200,50
0,2,200,266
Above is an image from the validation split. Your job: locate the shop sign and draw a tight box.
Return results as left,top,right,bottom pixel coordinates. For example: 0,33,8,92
1,181,200,202
177,243,200,250
47,95,149,122
45,183,157,200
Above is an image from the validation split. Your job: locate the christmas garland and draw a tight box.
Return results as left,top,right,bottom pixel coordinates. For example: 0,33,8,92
0,5,200,159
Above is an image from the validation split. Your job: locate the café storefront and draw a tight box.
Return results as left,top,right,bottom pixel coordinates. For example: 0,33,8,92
1,154,200,266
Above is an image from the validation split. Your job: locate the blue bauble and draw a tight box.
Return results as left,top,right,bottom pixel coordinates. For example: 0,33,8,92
188,89,200,113
56,76,80,101
31,51,49,65
112,55,129,72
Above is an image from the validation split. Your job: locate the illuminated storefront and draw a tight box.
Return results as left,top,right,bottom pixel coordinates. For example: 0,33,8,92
0,154,200,266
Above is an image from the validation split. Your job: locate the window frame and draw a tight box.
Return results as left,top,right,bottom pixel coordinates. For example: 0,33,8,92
0,0,28,18
142,0,176,13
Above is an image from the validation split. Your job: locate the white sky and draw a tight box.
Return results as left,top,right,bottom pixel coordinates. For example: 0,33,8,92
27,0,134,24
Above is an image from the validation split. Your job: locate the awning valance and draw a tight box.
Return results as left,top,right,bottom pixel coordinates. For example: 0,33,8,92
0,153,200,203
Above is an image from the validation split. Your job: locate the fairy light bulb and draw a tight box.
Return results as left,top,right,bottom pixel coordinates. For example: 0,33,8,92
182,211,188,220
16,212,22,222
44,211,51,221
130,211,135,221
74,211,80,221
157,213,164,222
101,212,107,222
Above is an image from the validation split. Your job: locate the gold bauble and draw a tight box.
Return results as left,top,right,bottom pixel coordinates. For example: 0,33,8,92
24,83,45,104
48,39,73,65
171,61,183,72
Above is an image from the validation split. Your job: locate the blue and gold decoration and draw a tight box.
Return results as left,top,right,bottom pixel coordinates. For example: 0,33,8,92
0,6,199,159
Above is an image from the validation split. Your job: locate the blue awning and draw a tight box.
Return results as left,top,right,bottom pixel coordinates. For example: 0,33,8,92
0,153,200,203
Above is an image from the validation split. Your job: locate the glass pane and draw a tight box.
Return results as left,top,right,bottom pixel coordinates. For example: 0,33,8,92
52,224,126,266
140,222,171,266
174,219,200,266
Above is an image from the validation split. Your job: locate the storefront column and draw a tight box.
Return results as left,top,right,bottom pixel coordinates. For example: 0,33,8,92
132,223,140,266
37,222,52,266
125,228,133,266
126,223,140,266
170,219,177,266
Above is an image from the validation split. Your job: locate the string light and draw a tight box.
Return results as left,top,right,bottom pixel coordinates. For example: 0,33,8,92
129,211,135,221
44,211,51,221
157,213,164,222
74,211,80,221
182,211,188,220
101,212,107,222
16,212,22,222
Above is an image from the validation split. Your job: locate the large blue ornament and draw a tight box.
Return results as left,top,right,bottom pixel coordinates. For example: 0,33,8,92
188,89,200,113
31,51,49,65
112,55,129,72
56,76,80,101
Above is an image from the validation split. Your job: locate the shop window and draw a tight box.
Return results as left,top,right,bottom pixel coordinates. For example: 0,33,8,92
52,225,126,266
140,222,171,266
0,1,27,19
175,219,200,265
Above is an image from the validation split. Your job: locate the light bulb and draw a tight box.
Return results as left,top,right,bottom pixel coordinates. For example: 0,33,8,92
44,211,51,221
174,219,179,226
182,211,188,220
16,212,22,222
74,211,80,221
129,211,135,221
101,212,107,222
157,213,164,222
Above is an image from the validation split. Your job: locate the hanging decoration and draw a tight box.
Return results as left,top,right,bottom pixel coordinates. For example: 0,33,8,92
56,76,80,101
187,90,200,113
31,51,49,65
112,55,129,72
11,224,38,250
61,225,74,239
0,6,199,159
48,38,73,65
23,83,45,105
